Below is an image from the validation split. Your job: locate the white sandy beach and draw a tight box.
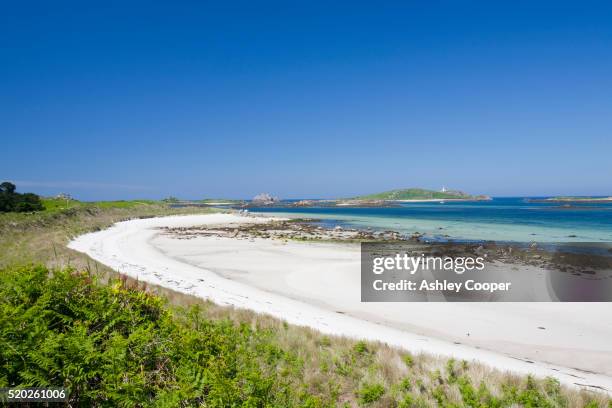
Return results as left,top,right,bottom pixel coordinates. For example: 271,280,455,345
68,213,612,393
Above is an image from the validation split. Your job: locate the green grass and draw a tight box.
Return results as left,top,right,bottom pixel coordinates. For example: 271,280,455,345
40,197,84,212
87,200,159,209
40,198,159,212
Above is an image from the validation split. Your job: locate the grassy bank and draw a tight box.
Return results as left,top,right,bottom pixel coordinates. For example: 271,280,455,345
0,202,610,406
0,199,219,269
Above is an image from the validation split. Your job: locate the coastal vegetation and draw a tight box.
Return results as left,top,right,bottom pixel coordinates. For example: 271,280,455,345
0,199,609,406
0,198,215,268
2,264,610,407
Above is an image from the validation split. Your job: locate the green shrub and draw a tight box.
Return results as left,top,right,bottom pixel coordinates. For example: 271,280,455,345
399,377,412,392
317,336,331,347
357,383,385,405
0,182,44,213
399,393,429,408
402,352,414,368
353,340,369,355
446,358,457,383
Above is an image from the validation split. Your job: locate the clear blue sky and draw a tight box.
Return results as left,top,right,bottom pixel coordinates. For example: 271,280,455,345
2,1,611,200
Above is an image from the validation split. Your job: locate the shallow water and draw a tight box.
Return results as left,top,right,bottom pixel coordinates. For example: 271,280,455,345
249,197,612,244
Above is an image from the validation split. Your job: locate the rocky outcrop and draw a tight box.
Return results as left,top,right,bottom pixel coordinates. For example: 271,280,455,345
252,193,279,205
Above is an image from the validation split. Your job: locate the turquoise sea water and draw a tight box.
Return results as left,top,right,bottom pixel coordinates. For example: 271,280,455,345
249,198,612,244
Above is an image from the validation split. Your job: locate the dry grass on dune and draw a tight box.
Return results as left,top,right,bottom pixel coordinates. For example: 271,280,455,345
189,298,611,407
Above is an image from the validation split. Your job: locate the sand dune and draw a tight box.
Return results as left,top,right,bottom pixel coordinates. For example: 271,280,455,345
69,213,612,393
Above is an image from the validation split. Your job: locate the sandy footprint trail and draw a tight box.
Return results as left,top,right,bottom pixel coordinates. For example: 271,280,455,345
69,213,612,393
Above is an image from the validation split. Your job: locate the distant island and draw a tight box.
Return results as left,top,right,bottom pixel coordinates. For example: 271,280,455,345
354,188,491,202
548,196,612,202
243,188,490,208
528,196,612,204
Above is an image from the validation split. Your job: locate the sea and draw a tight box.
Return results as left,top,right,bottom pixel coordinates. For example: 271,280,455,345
247,197,612,246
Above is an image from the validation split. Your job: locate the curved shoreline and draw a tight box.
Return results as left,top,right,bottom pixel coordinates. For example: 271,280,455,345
68,213,612,393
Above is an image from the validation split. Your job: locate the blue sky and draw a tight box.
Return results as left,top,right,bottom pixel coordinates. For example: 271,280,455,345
1,1,611,200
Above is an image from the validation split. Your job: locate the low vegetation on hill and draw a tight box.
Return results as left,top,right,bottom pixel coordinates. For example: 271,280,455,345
0,199,609,406
355,188,480,201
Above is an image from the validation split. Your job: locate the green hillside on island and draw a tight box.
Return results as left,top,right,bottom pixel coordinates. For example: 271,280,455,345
355,188,488,201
